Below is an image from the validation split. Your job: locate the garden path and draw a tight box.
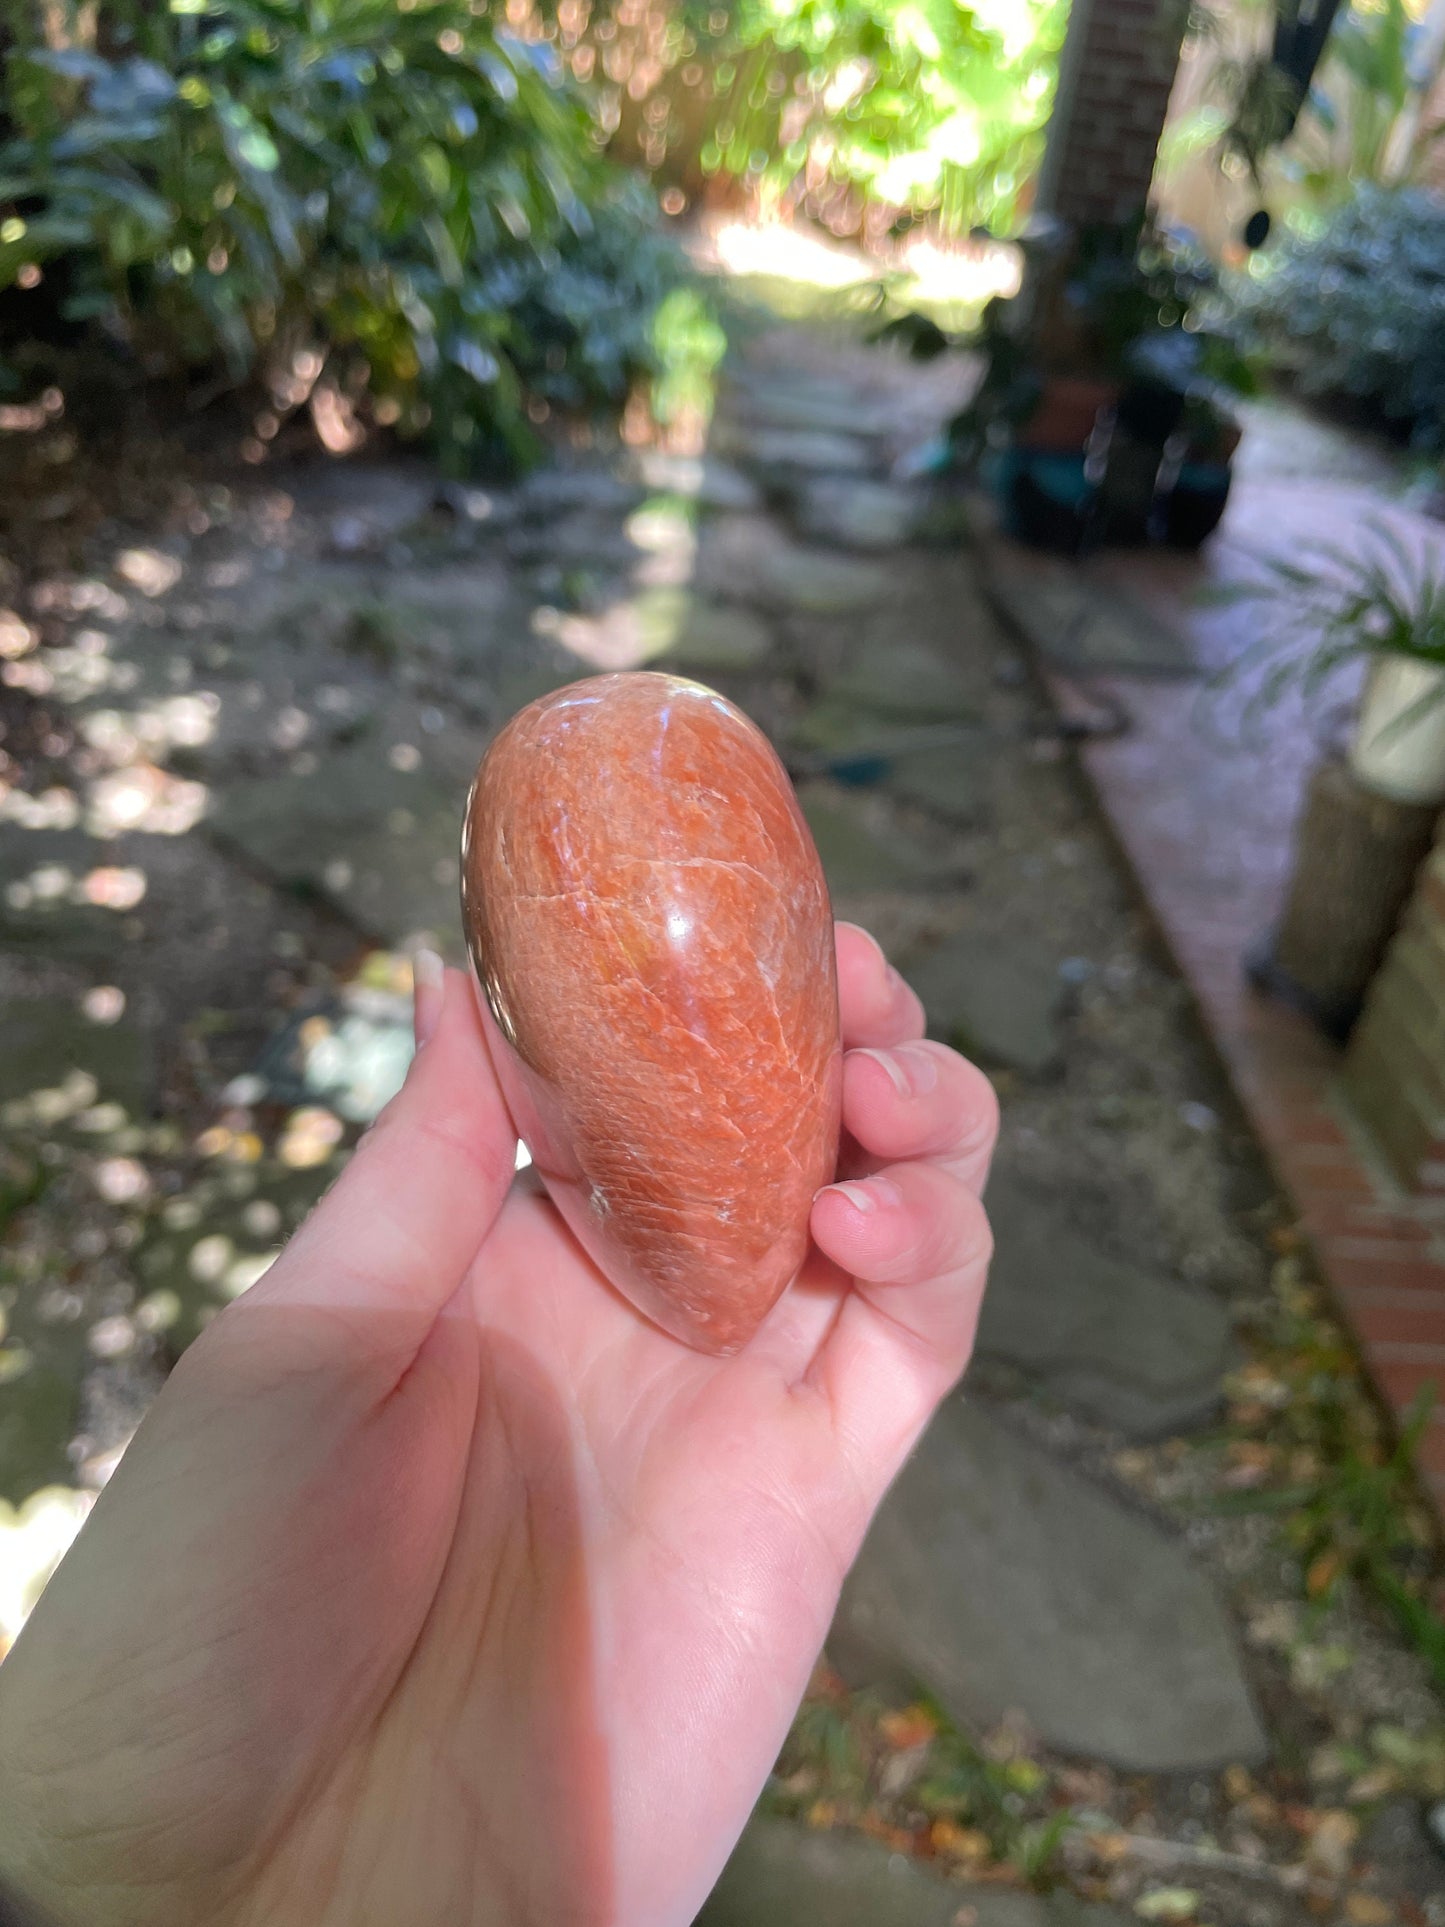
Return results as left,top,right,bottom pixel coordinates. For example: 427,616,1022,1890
2,296,1443,1922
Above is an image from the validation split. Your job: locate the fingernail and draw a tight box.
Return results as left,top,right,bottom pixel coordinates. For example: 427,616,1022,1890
894,1043,939,1093
856,1044,938,1097
412,947,445,1047
856,1047,909,1096
821,1177,902,1216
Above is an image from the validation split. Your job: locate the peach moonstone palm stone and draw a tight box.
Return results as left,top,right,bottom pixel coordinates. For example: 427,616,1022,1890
461,671,843,1354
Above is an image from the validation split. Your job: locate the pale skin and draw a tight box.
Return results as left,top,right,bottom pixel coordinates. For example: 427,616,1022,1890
0,922,997,1927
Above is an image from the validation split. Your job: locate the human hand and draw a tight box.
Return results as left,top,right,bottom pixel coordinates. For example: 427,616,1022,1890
0,923,996,1927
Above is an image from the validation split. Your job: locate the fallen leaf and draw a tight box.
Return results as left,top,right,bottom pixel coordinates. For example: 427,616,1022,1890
1056,1764,1116,1805
1134,1889,1200,1921
1004,1756,1046,1795
1224,1460,1272,1490
1344,1768,1398,1804
1306,1549,1344,1599
981,1709,1040,1762
1223,1764,1254,1803
807,1661,847,1702
1306,1743,1358,1787
1344,1894,1394,1926
929,1820,991,1863
805,1800,836,1830
1247,1602,1300,1650
1229,1401,1272,1427
1230,1361,1289,1399
859,1811,914,1852
1087,1831,1131,1865
1305,1808,1360,1880
879,1742,930,1797
1245,1792,1280,1828
879,1706,938,1751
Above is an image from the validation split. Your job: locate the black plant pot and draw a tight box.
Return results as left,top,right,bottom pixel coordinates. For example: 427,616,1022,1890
1161,462,1233,549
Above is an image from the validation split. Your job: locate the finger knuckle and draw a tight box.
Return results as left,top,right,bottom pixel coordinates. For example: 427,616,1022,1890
964,1064,1001,1149
941,1179,993,1274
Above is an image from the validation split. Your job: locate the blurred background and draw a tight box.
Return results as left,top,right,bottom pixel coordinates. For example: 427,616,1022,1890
6,1,1445,1921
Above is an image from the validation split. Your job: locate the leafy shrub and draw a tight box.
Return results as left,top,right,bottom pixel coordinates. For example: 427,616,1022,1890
1232,186,1445,450
1169,0,1445,217
708,0,1067,234
0,1,680,467
576,0,1067,239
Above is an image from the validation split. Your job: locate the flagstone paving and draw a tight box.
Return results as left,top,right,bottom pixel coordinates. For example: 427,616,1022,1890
4,291,1444,1922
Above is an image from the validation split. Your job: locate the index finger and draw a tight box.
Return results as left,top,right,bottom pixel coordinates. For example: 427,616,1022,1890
836,921,926,1050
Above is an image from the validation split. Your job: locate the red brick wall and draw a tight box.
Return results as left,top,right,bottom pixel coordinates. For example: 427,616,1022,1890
1042,0,1185,227
1345,830,1445,1193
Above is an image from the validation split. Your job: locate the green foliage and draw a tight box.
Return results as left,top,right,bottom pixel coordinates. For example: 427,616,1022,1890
947,216,1253,467
0,1,680,467
1204,516,1445,739
1173,0,1445,217
1232,186,1445,448
625,0,1067,237
1209,1265,1445,1694
1054,216,1245,382
1300,0,1445,196
649,284,727,432
772,1687,1072,1889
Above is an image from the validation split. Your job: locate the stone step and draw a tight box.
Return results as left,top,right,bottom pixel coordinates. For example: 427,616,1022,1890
698,1815,1133,1927
901,929,1067,1076
831,1397,1267,1773
979,1168,1236,1439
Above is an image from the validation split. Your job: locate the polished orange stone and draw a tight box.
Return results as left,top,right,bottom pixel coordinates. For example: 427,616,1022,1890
461,671,842,1353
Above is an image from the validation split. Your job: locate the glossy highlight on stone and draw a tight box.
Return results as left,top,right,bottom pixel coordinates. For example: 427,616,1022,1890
461,671,842,1353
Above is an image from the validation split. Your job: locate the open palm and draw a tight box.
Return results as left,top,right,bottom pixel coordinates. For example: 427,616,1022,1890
0,925,996,1927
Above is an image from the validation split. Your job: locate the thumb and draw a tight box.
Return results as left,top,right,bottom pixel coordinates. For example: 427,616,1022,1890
229,961,518,1369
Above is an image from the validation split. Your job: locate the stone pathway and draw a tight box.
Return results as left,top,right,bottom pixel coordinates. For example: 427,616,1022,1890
3,293,1445,1919
832,1396,1265,1772
699,1817,1132,1927
977,1169,1236,1439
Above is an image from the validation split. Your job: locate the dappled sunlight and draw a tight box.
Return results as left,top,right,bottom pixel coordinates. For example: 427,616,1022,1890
4,853,145,919
699,215,1020,323
114,549,184,599
535,597,679,671
900,237,1021,312
705,218,877,290
12,0,1445,1907
87,764,208,838
0,1488,92,1660
0,268,973,1643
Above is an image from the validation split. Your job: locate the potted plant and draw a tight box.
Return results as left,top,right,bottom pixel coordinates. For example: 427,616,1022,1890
947,212,1254,553
1355,657,1445,808
1159,392,1246,549
1212,518,1445,1034
1218,519,1445,803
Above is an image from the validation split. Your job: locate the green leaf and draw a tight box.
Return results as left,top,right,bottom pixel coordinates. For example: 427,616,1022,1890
217,100,280,173
1134,1890,1202,1921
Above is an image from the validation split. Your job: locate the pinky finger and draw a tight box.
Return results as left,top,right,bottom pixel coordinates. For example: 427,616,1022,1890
808,1163,992,1477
